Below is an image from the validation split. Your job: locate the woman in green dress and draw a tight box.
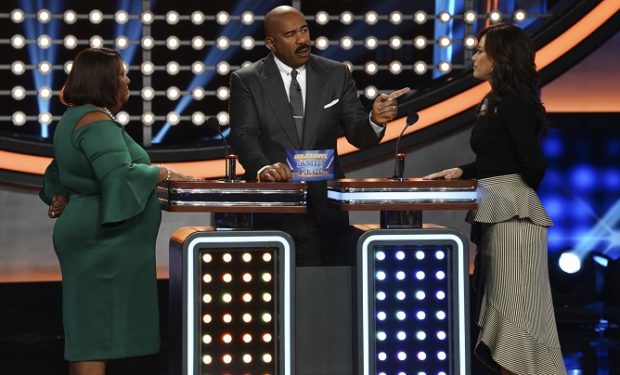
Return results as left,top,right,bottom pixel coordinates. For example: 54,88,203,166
40,48,196,375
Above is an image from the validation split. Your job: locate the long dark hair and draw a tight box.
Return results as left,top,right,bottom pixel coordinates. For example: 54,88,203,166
478,23,548,137
62,48,123,109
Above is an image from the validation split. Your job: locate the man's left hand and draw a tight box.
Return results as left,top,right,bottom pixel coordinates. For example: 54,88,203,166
371,87,411,125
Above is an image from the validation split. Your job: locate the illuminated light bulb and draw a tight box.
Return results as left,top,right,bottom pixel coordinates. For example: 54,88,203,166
241,36,255,50
378,352,387,361
202,254,212,262
115,10,129,24
222,313,232,323
435,250,445,259
415,291,426,300
216,86,230,101
395,250,405,260
364,61,378,75
10,9,25,23
115,36,129,49
202,355,212,364
11,35,26,49
262,313,272,322
216,11,230,25
375,270,386,280
340,36,354,50
262,353,272,363
191,87,205,100
416,271,425,280
438,36,451,47
202,334,212,344
315,36,329,50
166,112,180,125
315,11,329,25
243,354,252,363
241,11,255,25
202,294,212,304
489,10,502,23
141,11,154,25
416,311,426,320
191,61,206,75
417,351,427,360
377,331,386,341
37,9,51,23
262,273,272,282
376,251,385,260
12,111,26,126
89,35,103,48
37,35,52,49
436,290,446,300
38,112,52,125
242,313,252,322
397,331,406,340
242,293,252,302
438,11,451,23
416,330,426,340
397,351,407,360
11,86,26,100
262,333,272,342
64,61,73,74
191,11,205,25
222,253,232,262
414,10,427,24
464,10,477,24
222,354,232,364
396,291,406,300
222,273,232,283
396,271,405,280
365,11,378,25
514,9,527,22
436,270,446,280
389,61,402,74
141,36,154,50
340,11,353,25
63,10,77,24
262,293,272,302
89,9,103,24
262,253,272,262
241,273,252,282
243,333,252,343
436,310,447,320
377,311,386,320
242,253,252,262
222,333,232,343
396,310,406,320
166,87,181,100
141,87,155,101
216,61,230,75
216,36,230,50
64,35,78,49
202,273,212,282
416,250,425,259
166,11,180,25
191,36,206,50
166,36,180,50
141,112,155,126
38,86,52,99
389,11,403,25
38,61,52,74
389,36,402,49
376,291,386,300
191,111,205,125
166,61,180,75
464,35,477,49
116,111,129,125
364,36,378,50
140,61,154,76
414,35,427,49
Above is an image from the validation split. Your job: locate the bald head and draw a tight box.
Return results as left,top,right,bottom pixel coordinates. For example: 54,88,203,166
264,5,303,37
263,5,311,68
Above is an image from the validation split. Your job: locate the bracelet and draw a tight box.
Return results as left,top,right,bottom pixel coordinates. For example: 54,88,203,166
159,165,171,182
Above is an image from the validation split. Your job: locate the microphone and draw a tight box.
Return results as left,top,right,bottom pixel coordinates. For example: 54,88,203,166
207,117,229,156
207,117,238,181
391,112,419,180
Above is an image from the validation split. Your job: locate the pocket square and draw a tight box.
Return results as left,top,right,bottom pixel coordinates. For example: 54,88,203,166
323,99,339,109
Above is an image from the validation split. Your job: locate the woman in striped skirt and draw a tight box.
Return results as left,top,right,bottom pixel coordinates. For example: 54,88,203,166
424,23,567,374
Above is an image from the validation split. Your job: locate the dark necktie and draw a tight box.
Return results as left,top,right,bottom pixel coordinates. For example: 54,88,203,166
289,69,304,143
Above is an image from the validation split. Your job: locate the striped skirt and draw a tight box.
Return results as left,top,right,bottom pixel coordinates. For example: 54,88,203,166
472,174,567,375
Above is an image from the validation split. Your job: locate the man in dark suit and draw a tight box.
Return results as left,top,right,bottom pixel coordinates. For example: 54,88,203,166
229,5,409,265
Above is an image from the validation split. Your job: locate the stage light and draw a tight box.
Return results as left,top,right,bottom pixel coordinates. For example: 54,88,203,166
166,86,181,101
438,61,452,73
11,86,26,101
216,111,229,125
191,87,205,100
241,36,255,50
241,11,255,25
11,35,26,49
38,112,52,125
166,11,180,25
166,36,180,50
192,111,206,125
89,35,103,48
514,9,528,22
388,61,402,74
141,87,155,101
414,10,428,24
216,11,230,25
63,35,78,49
141,36,154,50
315,36,329,50
63,10,77,24
216,61,230,75
38,61,52,74
167,112,180,125
192,61,205,74
364,86,378,99
216,36,230,50
141,11,154,25
64,61,73,74
11,61,26,75
340,36,354,50
489,10,502,23
116,111,129,125
115,36,129,49
191,11,205,25
365,11,379,25
559,252,581,274
364,61,378,75
438,36,451,48
189,36,204,50
315,11,329,25
141,61,154,75
10,9,25,23
89,9,103,24
389,36,402,49
36,35,52,49
340,11,354,25
38,86,52,100
414,61,428,74
464,10,477,24
414,35,428,49
141,112,155,126
12,111,27,126
216,86,230,101
389,11,403,25
438,11,451,23
363,36,378,50
164,61,179,75
37,9,52,24
114,10,129,24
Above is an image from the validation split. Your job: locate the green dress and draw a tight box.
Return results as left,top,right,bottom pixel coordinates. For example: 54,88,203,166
40,105,161,361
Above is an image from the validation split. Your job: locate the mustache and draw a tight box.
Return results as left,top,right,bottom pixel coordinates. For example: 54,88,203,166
295,44,311,53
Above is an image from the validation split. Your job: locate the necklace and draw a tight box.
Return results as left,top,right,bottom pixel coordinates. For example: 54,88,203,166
101,107,117,123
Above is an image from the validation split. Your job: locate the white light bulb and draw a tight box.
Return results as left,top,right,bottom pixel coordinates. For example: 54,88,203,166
115,36,129,49
414,61,428,75
166,86,181,100
140,61,154,75
64,35,78,49
166,61,180,75
141,87,155,101
11,35,26,49
141,36,154,50
89,9,103,24
216,61,230,75
192,111,206,125
191,87,205,100
191,11,205,25
241,36,255,50
167,112,180,125
10,9,25,23
364,36,378,50
464,10,477,24
389,61,403,74
241,11,254,25
12,111,27,126
315,11,329,25
115,10,129,24
364,61,378,75
141,11,154,25
340,36,354,50
191,36,205,50
37,35,52,49
216,36,230,50
166,36,180,50
414,10,427,24
216,11,230,25
216,86,230,101
438,61,452,73
414,36,427,49
389,36,402,49
364,86,378,99
37,9,51,24
389,11,403,25
464,35,477,49
39,86,52,99
438,11,451,23
64,61,73,74
217,111,229,125
340,11,353,25
11,86,26,100
38,61,52,74
514,9,527,22
489,10,502,23
11,61,26,75
38,112,53,125
365,11,378,25
116,111,129,125
438,36,451,47
191,61,205,75
63,10,77,24
315,36,329,50
141,112,155,126
166,11,180,25
89,35,103,48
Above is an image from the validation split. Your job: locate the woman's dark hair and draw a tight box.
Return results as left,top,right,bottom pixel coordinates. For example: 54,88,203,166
62,48,123,109
478,23,548,137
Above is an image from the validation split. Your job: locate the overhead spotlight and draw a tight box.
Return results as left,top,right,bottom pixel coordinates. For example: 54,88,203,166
191,36,206,49
191,11,205,25
389,36,403,49
166,36,180,50
464,10,477,24
191,87,205,100
439,11,452,23
89,35,104,48
11,86,26,100
216,61,230,75
38,112,53,125
191,61,206,75
64,35,78,49
12,111,27,126
192,111,206,126
166,11,180,25
38,61,52,74
141,11,154,25
389,11,403,25
414,35,428,49
37,9,52,24
37,35,52,49
343,61,353,72
89,9,103,24
438,61,452,73
141,87,155,101
340,36,354,50
241,11,255,25
38,86,52,99
63,10,77,24
166,61,180,75
167,112,180,125
414,10,428,24
216,11,230,25
166,86,181,101
438,36,451,47
216,87,230,101
11,34,26,49
315,36,329,50
514,9,527,22
364,86,378,99
216,36,230,50
116,111,129,125
64,61,73,74
141,36,155,50
141,112,155,126
340,11,354,25
464,35,477,49
365,11,379,25
364,61,378,75
364,36,378,50
10,9,25,23
315,11,329,25
216,111,229,125
559,252,581,274
115,10,129,24
488,10,502,23
141,61,155,75
241,36,255,50
388,61,403,74
11,61,26,75
115,36,129,49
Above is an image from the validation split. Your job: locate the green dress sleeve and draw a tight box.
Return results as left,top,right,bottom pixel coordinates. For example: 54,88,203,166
39,159,68,205
74,121,160,225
